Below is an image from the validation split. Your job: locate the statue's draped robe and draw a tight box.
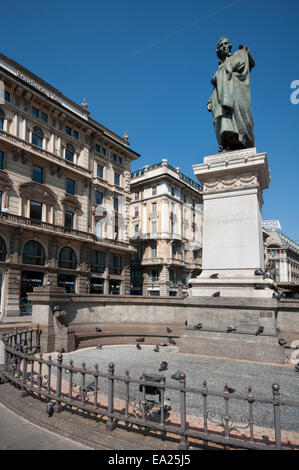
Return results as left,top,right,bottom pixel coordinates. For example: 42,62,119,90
210,47,255,149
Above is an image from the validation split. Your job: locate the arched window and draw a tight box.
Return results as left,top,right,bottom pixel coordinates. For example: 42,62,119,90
0,108,5,130
23,240,45,266
32,126,44,148
0,237,6,261
65,143,75,162
59,246,77,269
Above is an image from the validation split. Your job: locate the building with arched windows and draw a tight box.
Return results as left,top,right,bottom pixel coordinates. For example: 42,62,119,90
0,52,140,319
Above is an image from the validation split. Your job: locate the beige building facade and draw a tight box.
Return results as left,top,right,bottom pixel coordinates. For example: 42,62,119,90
265,231,299,287
129,159,203,297
0,53,140,319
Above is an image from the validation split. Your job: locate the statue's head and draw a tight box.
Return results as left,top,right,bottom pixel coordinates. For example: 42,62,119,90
216,37,232,60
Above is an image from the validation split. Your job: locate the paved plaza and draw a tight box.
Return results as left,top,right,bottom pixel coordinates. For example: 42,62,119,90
54,345,299,434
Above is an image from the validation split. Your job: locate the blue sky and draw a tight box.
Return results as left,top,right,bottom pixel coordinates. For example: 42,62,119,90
2,0,299,241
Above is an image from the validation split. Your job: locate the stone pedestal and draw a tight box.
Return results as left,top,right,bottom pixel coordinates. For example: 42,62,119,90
191,147,272,297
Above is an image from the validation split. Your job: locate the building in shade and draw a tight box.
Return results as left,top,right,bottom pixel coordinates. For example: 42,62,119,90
0,52,140,319
129,159,203,297
265,231,299,291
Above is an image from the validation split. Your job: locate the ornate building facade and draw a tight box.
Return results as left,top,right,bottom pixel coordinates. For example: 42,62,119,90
0,53,140,318
129,160,203,297
265,231,299,287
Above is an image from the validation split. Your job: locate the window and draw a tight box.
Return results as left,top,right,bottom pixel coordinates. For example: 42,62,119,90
114,172,120,186
30,200,42,220
41,112,48,123
0,191,2,210
171,187,175,197
90,278,104,294
32,107,39,118
148,290,160,296
134,191,139,200
66,178,75,195
97,164,103,178
183,194,187,203
73,130,78,140
169,270,178,283
169,291,177,297
148,270,160,282
151,202,157,213
151,245,157,258
101,147,106,156
0,236,6,261
96,191,103,205
32,126,43,148
65,144,75,162
109,254,122,274
4,91,10,102
33,165,43,184
95,144,100,153
192,199,195,208
112,153,117,162
91,251,105,273
151,221,157,234
58,274,76,293
0,108,5,130
134,207,139,217
65,126,72,136
64,210,74,229
23,241,45,266
113,197,118,212
152,186,157,196
117,156,122,165
109,279,121,295
0,151,3,170
134,223,139,235
59,246,77,269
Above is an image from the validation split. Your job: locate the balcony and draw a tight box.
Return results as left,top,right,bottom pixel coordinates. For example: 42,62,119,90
0,212,132,251
141,258,163,266
166,257,186,267
0,130,91,179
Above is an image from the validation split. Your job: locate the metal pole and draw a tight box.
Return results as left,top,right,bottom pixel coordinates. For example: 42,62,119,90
55,353,63,413
106,362,116,431
178,373,189,450
272,384,281,450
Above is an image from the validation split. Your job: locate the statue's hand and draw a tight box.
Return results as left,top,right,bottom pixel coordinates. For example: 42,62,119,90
207,101,212,112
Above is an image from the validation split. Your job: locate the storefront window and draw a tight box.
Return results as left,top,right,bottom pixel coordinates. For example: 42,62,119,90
90,278,104,294
20,271,44,315
58,274,76,293
109,279,121,295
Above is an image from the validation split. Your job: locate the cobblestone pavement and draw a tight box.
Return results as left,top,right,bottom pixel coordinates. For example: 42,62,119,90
51,345,299,434
0,403,92,450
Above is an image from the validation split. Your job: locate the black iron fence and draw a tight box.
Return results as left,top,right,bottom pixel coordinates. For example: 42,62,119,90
1,328,299,450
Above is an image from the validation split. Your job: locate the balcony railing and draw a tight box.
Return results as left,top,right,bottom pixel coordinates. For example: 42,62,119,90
141,258,163,266
0,212,131,250
0,130,91,178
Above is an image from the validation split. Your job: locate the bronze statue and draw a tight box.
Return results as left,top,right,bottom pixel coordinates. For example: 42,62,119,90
207,37,255,152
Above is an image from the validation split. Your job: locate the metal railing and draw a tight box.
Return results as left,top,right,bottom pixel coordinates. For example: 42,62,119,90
1,328,299,450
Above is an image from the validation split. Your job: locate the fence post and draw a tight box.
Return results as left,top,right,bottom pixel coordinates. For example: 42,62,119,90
55,353,63,413
106,362,116,431
272,383,281,449
21,348,29,397
178,372,189,450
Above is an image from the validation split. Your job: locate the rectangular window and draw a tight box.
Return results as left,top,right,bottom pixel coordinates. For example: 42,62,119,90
41,112,48,123
30,200,42,220
91,251,105,273
73,130,79,140
134,207,139,217
65,210,74,229
0,152,3,170
5,91,10,102
148,290,160,296
32,133,42,148
117,156,122,165
171,187,175,196
32,107,39,118
113,197,118,211
33,165,43,183
0,117,3,130
0,191,2,210
151,246,157,258
96,191,103,205
134,224,139,235
90,278,104,294
65,126,72,136
151,202,157,213
112,153,117,162
114,172,120,186
109,279,121,295
65,148,74,162
66,178,75,195
109,254,122,275
152,186,157,196
148,269,160,282
151,221,157,234
97,164,103,178
135,191,139,200
192,199,195,208
95,144,100,152
101,147,106,156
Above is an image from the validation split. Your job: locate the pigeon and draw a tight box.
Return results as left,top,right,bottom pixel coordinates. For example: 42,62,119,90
52,305,62,312
213,291,220,297
224,384,236,394
263,270,273,279
166,327,172,333
153,345,160,352
46,281,52,286
255,326,264,336
136,337,145,342
46,402,54,418
295,364,299,372
96,344,103,350
171,371,183,381
96,327,102,333
210,273,219,279
136,343,142,350
227,326,236,333
159,343,168,347
86,381,97,392
159,361,168,372
278,338,286,347
194,323,202,329
254,269,263,276
184,320,188,326
169,338,176,345
273,292,282,300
